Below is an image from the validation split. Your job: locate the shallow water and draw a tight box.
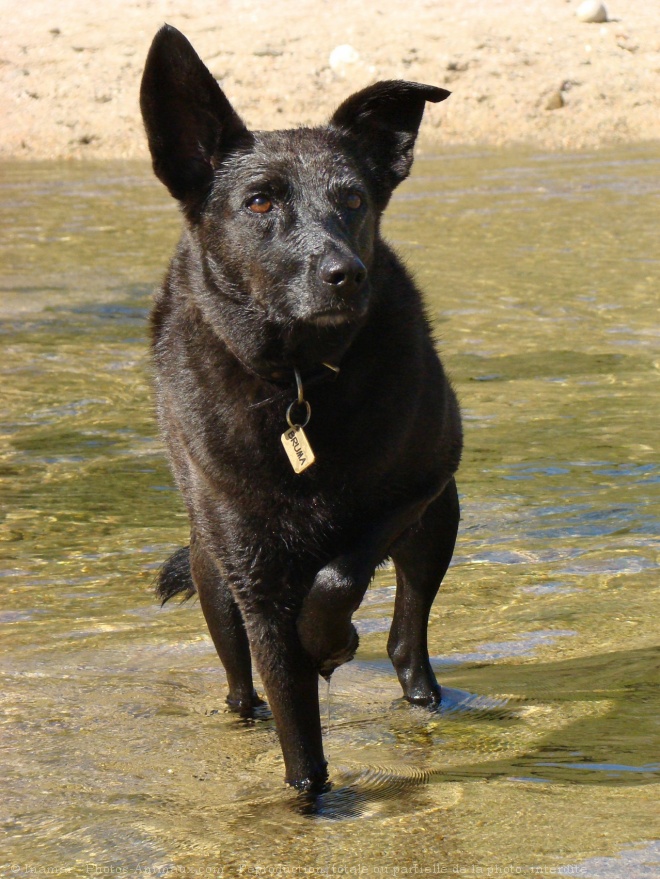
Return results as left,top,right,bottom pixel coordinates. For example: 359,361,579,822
1,149,658,876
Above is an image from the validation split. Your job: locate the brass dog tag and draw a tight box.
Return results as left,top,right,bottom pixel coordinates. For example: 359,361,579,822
281,424,315,474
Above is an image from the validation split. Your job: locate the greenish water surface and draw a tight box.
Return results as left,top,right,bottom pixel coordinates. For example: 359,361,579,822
0,149,658,876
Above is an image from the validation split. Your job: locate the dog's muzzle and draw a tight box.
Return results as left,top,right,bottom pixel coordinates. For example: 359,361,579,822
301,249,368,326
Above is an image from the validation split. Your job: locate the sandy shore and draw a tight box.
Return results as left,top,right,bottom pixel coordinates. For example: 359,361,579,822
1,0,659,160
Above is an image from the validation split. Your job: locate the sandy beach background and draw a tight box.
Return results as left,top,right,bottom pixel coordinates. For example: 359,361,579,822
1,0,659,159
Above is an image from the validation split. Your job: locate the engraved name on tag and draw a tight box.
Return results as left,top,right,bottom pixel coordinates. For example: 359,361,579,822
281,425,316,474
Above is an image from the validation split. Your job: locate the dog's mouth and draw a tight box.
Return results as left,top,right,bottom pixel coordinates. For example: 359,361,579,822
254,311,364,384
304,308,361,328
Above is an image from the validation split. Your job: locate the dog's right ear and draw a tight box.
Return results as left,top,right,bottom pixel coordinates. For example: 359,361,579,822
140,25,248,211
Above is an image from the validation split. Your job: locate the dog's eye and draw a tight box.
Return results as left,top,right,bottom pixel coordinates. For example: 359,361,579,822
346,192,363,210
247,195,273,214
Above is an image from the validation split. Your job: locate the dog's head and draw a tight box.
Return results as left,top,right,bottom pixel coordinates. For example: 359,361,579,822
140,25,449,376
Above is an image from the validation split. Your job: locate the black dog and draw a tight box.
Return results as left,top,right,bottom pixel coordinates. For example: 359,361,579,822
140,25,462,793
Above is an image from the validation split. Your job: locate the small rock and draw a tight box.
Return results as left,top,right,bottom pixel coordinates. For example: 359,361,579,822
545,90,565,110
616,34,639,52
576,1,608,23
253,46,283,57
329,44,360,75
447,60,469,72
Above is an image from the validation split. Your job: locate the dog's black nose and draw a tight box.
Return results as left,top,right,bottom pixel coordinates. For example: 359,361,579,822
318,251,367,295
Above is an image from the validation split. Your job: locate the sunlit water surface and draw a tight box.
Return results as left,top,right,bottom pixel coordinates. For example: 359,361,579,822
1,149,658,876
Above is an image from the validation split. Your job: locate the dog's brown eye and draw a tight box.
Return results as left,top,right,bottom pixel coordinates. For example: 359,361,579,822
346,192,362,210
248,195,272,213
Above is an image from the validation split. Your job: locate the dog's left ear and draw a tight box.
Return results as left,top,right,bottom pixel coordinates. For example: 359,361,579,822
330,81,450,204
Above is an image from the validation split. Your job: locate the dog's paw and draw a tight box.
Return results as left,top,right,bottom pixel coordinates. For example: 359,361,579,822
297,563,362,677
297,612,359,679
317,623,360,680
225,689,269,719
400,675,442,710
405,687,442,711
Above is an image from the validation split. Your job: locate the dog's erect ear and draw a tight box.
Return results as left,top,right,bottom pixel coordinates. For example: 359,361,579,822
140,25,248,208
330,81,450,202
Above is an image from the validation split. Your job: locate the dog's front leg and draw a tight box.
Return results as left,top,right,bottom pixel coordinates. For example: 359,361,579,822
297,487,443,678
241,607,328,792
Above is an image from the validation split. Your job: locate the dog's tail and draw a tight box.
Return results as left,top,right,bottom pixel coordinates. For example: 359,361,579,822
155,545,197,605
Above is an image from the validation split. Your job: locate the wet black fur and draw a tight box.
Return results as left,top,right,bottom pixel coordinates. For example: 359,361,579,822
141,25,462,793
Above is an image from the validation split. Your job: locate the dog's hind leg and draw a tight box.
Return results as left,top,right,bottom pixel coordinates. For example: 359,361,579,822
387,478,460,708
190,533,266,717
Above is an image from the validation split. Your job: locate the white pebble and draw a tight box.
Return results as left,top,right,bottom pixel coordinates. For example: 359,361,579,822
576,1,608,23
329,44,360,73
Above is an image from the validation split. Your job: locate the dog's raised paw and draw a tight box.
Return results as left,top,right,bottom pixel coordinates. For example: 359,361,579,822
297,613,359,679
318,625,360,680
